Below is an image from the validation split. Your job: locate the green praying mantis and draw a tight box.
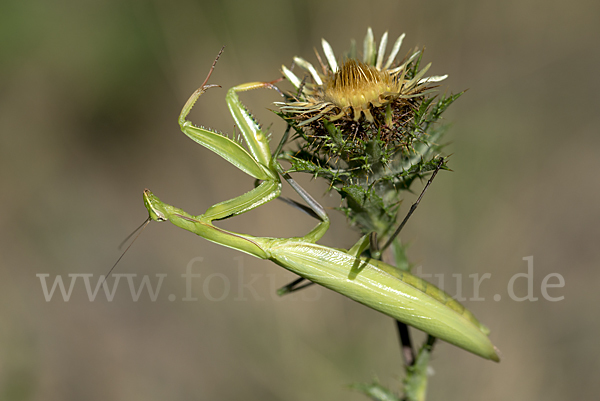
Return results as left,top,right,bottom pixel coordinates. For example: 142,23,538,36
142,53,500,362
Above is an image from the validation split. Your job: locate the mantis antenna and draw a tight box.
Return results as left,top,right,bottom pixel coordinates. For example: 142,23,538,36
102,217,151,286
118,216,152,249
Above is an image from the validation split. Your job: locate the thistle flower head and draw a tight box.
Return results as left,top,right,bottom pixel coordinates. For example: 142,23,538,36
277,28,447,133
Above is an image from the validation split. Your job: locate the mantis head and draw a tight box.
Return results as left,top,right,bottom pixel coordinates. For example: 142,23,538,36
143,189,168,222
103,190,164,282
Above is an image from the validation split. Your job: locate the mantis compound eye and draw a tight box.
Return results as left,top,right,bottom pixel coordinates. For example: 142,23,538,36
143,189,168,222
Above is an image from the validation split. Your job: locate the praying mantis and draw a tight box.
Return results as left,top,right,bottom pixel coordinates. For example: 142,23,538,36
142,54,500,362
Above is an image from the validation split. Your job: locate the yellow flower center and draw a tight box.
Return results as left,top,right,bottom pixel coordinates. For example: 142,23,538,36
324,59,397,111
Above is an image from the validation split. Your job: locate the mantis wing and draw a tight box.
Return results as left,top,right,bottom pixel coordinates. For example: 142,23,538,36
267,240,499,361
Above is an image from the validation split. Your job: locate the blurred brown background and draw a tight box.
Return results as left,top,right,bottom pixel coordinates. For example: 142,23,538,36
1,0,599,400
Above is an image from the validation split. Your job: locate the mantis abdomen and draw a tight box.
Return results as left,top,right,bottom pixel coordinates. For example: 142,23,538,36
268,240,499,361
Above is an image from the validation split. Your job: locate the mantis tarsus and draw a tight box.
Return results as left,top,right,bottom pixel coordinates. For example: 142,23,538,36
142,53,500,362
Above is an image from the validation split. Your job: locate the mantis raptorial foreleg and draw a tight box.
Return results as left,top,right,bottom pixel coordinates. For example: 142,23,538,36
179,86,281,221
143,57,500,361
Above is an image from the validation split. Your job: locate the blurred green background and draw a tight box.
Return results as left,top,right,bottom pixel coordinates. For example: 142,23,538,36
2,0,599,400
